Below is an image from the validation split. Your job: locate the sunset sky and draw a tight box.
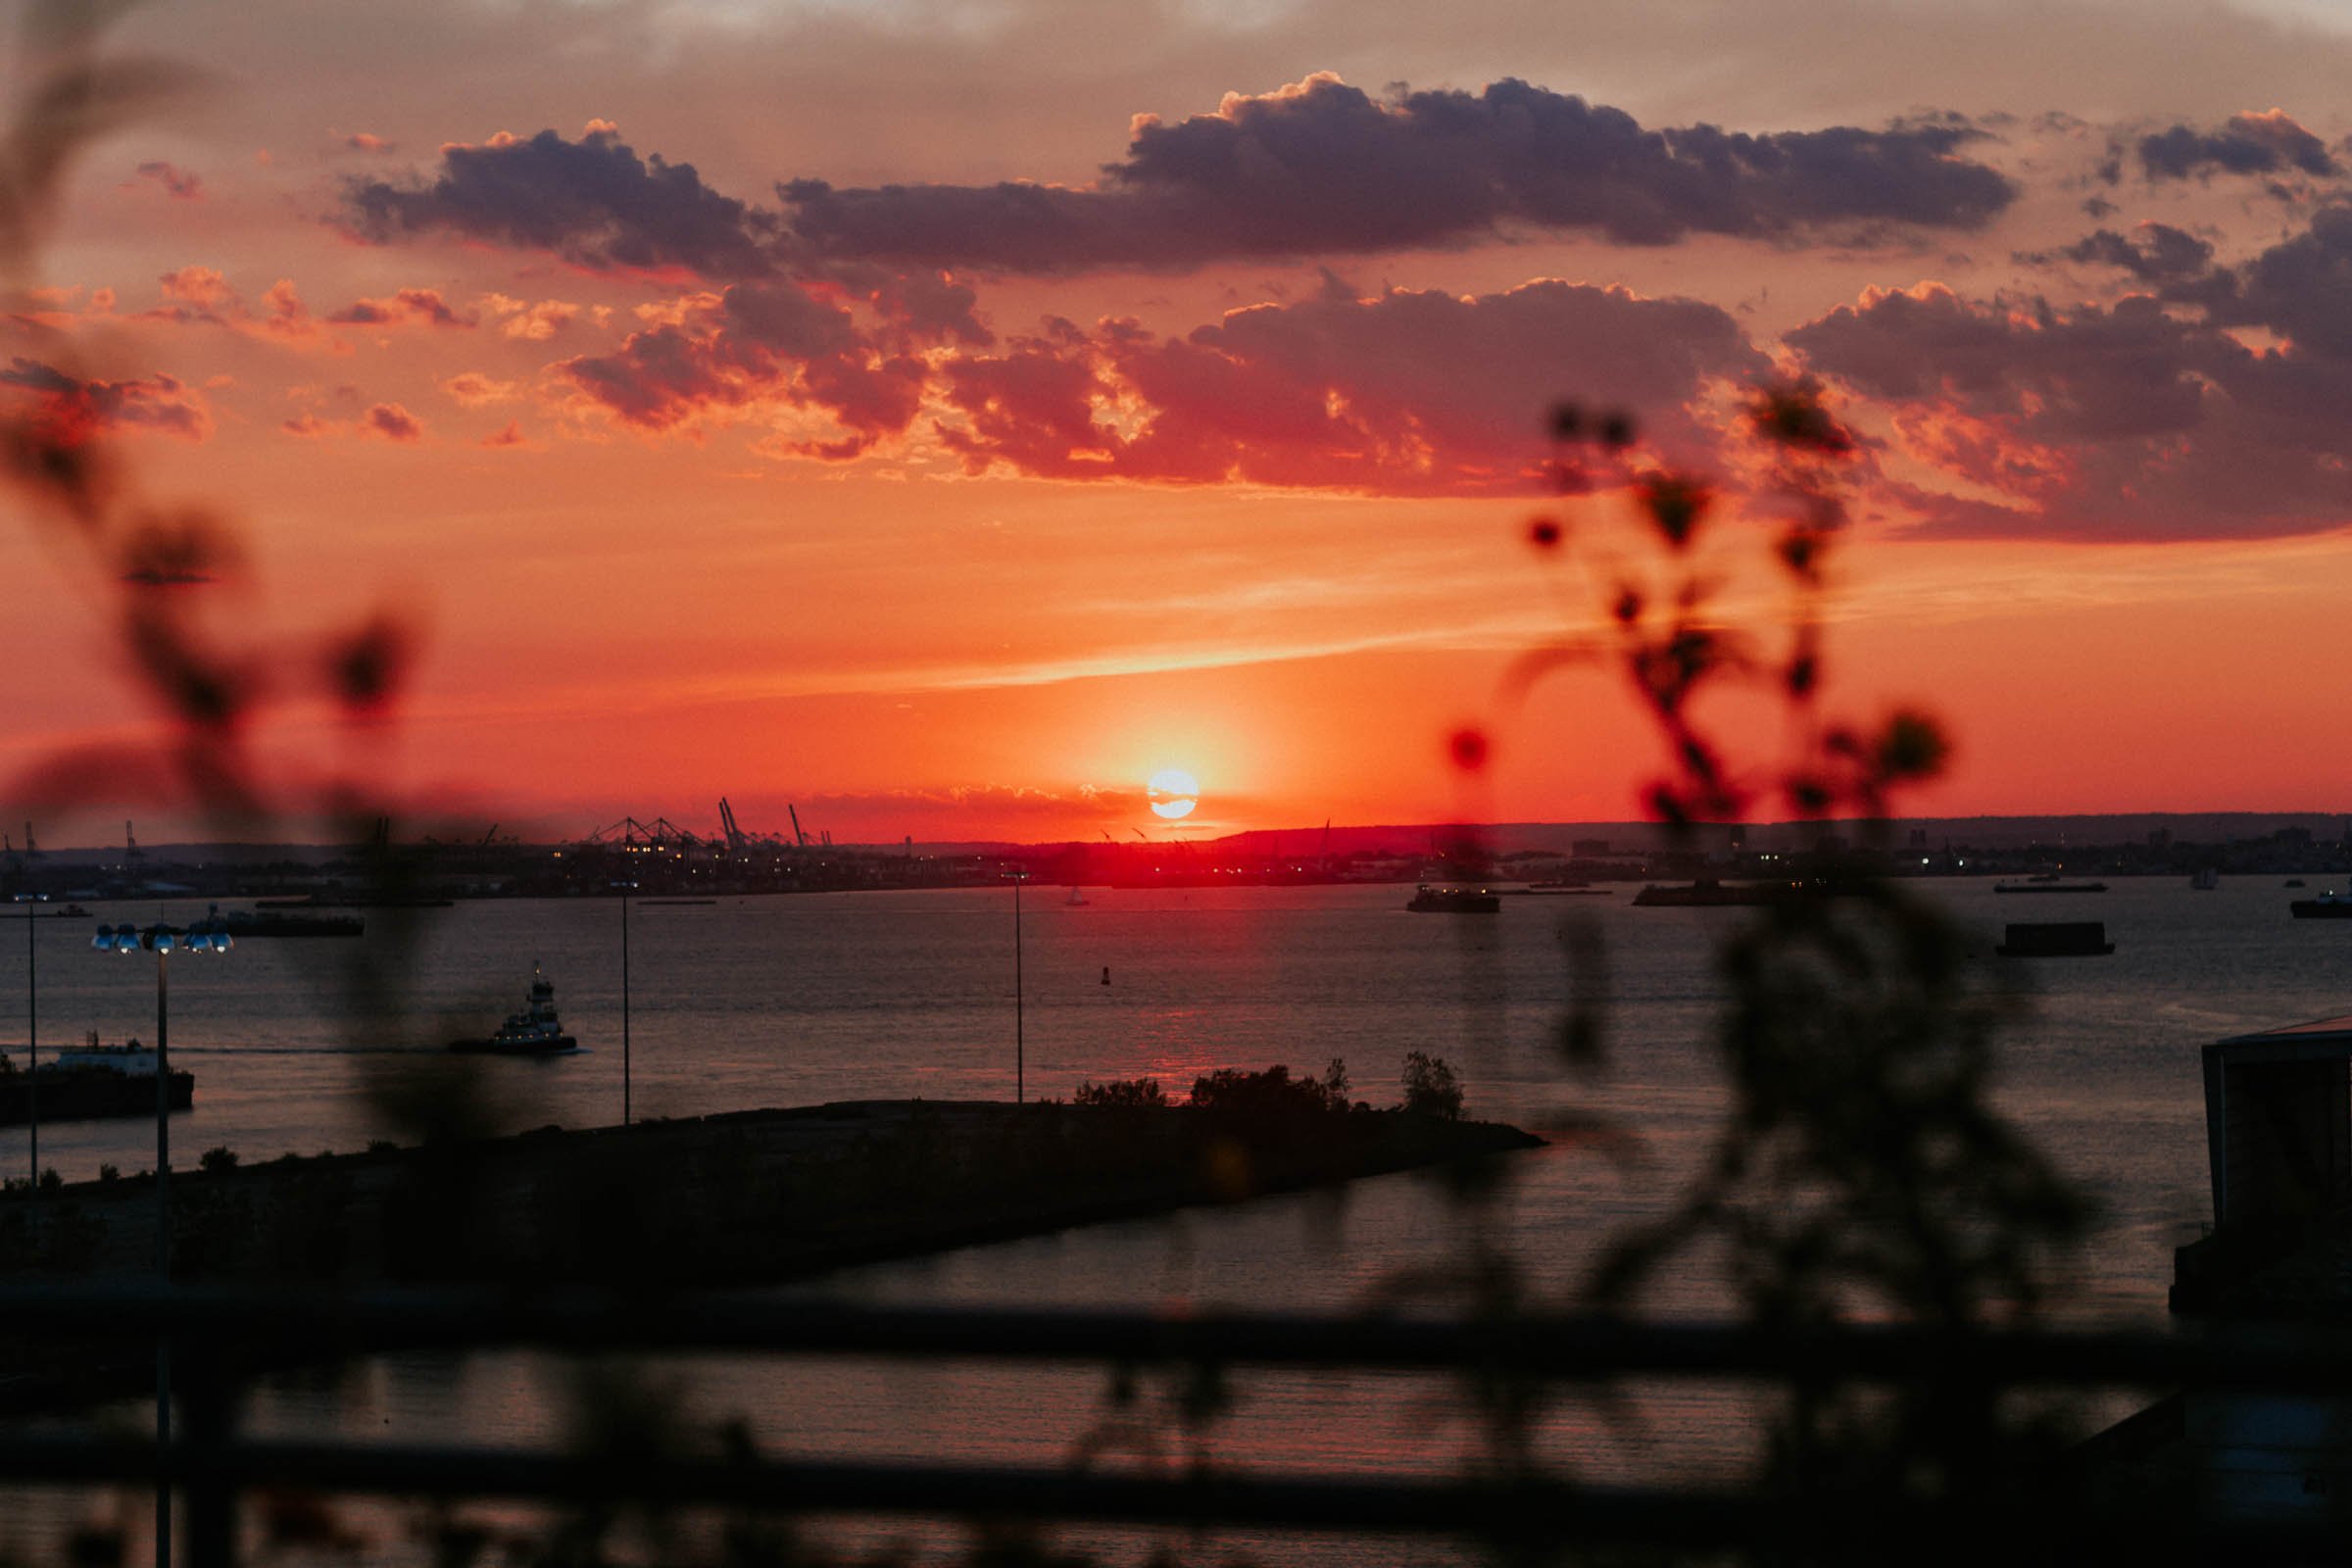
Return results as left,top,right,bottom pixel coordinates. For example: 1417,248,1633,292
8,0,2352,846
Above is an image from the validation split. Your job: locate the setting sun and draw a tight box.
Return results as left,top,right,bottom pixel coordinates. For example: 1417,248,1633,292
1147,768,1200,820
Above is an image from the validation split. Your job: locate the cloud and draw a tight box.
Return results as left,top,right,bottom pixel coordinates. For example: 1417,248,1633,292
2137,109,2338,181
2022,221,2215,282
558,277,974,456
342,131,396,154
779,74,2016,271
343,122,779,278
939,279,1766,493
326,286,473,327
143,265,241,324
484,294,585,340
343,77,2012,284
259,278,318,338
480,419,530,448
0,357,209,440
1788,230,2352,541
442,371,520,406
365,402,424,442
129,161,202,200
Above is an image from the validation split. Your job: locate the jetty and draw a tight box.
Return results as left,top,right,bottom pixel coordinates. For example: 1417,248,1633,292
0,1097,1540,1409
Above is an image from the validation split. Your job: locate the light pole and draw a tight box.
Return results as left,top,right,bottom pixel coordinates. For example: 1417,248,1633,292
93,912,230,1568
1006,868,1026,1104
6,904,37,1190
616,880,634,1128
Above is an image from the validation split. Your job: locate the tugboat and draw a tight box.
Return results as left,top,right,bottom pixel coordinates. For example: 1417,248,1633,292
447,962,578,1054
2291,889,2352,919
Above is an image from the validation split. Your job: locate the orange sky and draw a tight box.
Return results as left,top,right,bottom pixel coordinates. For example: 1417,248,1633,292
7,1,2352,846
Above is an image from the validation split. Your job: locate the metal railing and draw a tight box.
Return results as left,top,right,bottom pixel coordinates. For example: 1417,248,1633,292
1,1279,2347,1564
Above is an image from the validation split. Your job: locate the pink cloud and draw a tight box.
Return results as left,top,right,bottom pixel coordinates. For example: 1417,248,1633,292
327,287,473,328
442,371,520,406
939,280,1765,494
0,357,209,441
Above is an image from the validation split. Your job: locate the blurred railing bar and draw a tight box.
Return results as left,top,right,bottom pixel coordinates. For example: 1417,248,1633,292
0,1432,2324,1560
0,1280,2345,1391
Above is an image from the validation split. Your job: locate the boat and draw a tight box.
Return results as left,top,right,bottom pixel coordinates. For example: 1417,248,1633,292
0,1032,193,1125
1995,921,2115,957
1993,879,2108,894
447,963,578,1054
2287,879,2308,888
2291,891,2352,919
1407,885,1501,913
1065,887,1090,906
1633,879,1776,907
2191,868,2221,891
216,904,364,938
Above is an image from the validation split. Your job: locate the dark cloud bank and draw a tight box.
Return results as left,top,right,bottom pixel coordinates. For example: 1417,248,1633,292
344,76,2015,278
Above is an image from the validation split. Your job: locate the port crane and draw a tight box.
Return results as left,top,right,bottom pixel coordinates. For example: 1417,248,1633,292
584,816,702,853
718,798,749,857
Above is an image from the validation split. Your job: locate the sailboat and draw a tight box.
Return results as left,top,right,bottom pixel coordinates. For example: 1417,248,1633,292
1066,886,1090,906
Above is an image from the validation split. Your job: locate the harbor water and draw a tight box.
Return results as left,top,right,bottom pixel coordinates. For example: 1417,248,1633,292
0,876,2337,1561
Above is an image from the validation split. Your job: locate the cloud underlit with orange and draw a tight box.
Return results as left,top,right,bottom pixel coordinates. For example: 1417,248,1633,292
9,0,2352,844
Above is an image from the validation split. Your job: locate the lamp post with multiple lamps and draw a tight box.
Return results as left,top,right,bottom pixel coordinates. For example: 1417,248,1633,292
616,879,635,1128
6,902,38,1189
92,912,232,1568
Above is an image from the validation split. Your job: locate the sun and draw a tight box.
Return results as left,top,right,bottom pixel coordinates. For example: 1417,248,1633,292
1147,768,1200,820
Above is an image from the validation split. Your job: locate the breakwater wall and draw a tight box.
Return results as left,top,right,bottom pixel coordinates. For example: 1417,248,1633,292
0,1099,1539,1405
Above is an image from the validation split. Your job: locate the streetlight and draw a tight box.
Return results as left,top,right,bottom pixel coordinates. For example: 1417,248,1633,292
1004,868,1027,1104
613,879,636,1128
6,902,39,1190
92,911,231,1568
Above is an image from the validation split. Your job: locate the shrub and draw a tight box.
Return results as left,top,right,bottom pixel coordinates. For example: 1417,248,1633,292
35,1166,60,1194
1074,1077,1168,1109
97,1164,119,1185
1189,1062,1349,1120
198,1146,239,1175
1400,1052,1466,1120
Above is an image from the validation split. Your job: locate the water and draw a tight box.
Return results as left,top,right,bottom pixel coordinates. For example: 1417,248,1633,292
0,876,2339,1562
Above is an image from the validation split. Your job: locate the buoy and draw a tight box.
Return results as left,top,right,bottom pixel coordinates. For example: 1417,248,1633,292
1101,966,1110,986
